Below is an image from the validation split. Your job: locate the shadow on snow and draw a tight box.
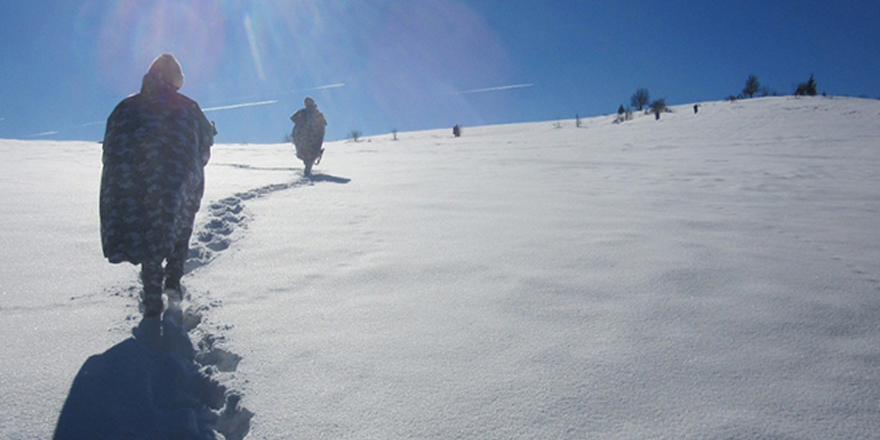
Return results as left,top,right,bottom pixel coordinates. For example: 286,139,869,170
53,303,252,440
54,174,348,439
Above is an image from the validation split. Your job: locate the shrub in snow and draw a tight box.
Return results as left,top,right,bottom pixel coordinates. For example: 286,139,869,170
649,99,668,120
795,74,818,96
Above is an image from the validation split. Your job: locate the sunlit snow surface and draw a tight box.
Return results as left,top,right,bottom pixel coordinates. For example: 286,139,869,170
2,96,880,439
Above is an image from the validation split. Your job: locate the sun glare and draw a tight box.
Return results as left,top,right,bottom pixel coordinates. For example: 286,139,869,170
69,0,515,140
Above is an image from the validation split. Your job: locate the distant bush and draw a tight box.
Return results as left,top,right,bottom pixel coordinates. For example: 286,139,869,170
349,129,362,142
631,88,650,111
760,87,779,97
613,105,633,124
743,74,760,98
649,99,667,120
795,74,818,96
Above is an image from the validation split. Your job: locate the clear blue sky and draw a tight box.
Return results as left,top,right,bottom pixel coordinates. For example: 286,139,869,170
1,1,878,143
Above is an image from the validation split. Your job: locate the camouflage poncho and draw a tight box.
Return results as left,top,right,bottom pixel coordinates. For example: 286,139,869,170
291,105,327,162
100,76,214,265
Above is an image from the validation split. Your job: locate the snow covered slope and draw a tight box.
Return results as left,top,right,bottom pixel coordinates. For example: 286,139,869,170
2,96,880,439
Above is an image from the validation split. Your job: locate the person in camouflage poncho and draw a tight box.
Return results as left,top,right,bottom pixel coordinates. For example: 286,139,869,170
100,54,215,317
290,96,327,175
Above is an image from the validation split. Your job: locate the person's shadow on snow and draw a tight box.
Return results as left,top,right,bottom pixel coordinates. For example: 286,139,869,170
53,304,251,440
307,172,351,184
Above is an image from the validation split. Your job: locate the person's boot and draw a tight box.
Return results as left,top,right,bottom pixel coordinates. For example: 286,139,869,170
164,261,184,303
142,293,163,318
164,275,183,303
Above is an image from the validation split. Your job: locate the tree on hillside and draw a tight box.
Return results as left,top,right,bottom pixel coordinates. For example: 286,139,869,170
649,99,667,120
631,88,650,111
743,74,761,98
795,74,818,96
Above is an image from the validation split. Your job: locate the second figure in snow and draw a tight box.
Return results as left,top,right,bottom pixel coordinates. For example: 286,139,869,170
290,96,327,176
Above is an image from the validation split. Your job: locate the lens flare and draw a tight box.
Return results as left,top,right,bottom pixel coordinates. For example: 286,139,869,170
75,0,226,94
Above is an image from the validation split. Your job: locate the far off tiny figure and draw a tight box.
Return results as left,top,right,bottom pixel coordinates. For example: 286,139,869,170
100,54,216,318
290,97,327,176
453,124,461,137
694,104,700,114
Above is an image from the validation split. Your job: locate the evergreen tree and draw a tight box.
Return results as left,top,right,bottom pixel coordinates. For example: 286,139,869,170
795,74,818,96
743,74,760,98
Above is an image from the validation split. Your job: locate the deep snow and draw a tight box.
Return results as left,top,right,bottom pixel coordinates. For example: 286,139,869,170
2,96,880,439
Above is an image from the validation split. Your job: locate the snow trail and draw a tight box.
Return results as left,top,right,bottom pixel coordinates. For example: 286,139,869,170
55,173,344,439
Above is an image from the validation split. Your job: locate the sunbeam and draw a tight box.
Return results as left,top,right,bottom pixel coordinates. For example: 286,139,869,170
244,14,266,82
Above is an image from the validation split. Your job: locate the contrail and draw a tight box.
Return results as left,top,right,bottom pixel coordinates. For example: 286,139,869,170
203,83,346,113
203,100,279,113
21,83,346,137
302,83,345,91
451,83,534,95
29,130,60,137
25,121,104,138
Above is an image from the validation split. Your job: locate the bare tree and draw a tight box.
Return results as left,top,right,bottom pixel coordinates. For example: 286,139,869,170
649,99,667,120
349,129,362,142
631,88,650,111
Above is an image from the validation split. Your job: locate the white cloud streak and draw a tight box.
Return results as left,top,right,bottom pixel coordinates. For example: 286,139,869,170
451,83,534,95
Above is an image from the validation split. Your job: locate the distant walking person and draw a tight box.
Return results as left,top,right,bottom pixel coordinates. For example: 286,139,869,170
100,53,216,317
453,124,461,137
291,97,327,175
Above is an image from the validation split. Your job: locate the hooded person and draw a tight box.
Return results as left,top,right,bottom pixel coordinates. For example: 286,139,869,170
100,53,216,317
290,96,327,175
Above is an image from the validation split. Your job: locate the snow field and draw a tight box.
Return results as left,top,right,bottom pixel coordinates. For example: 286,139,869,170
1,96,879,439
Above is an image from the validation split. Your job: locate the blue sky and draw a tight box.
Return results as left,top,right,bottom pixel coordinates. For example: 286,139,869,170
1,1,878,143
